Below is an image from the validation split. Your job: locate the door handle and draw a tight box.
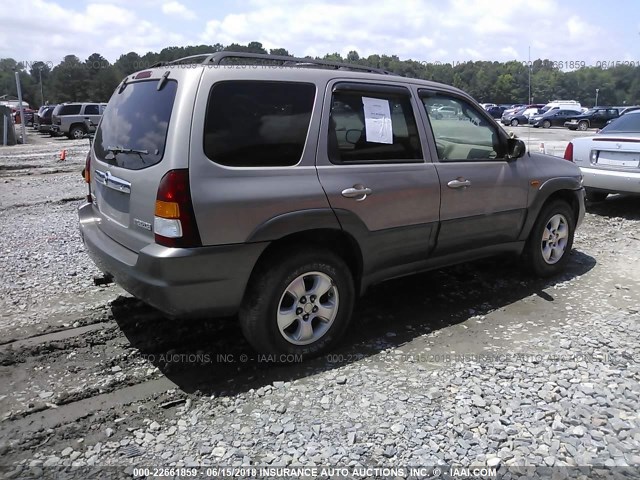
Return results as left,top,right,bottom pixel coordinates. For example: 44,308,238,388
341,185,372,200
447,178,471,189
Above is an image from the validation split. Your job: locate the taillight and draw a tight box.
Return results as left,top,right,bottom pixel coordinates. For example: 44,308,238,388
84,152,91,183
154,169,201,248
84,151,92,202
563,142,574,162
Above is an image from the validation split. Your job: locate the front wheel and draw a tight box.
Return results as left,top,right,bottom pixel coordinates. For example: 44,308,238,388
510,119,519,126
239,248,354,357
542,120,551,129
523,200,575,277
578,121,589,131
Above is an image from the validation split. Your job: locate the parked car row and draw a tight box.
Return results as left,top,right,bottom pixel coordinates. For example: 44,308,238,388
484,99,640,131
32,102,107,139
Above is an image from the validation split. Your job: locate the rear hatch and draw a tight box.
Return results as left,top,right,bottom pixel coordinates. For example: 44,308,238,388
90,71,189,253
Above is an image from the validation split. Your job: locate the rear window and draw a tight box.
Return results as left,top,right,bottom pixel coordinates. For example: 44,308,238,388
600,112,640,133
94,80,177,170
58,105,82,115
84,104,99,115
203,81,316,167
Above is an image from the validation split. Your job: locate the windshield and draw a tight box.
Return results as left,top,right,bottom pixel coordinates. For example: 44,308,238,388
600,113,640,134
94,79,177,170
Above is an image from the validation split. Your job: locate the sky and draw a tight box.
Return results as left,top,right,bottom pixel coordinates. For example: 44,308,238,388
0,0,639,68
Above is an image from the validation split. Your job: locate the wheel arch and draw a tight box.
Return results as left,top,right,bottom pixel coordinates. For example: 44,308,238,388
245,227,364,300
520,183,583,241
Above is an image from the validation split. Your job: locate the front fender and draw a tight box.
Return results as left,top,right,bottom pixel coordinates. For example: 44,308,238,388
519,176,584,240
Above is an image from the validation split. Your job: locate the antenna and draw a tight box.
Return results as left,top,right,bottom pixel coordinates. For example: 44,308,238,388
527,46,531,156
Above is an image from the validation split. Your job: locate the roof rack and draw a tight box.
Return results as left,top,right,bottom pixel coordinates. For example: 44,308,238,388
150,52,394,75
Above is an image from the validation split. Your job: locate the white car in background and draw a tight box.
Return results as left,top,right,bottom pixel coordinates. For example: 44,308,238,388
564,110,640,202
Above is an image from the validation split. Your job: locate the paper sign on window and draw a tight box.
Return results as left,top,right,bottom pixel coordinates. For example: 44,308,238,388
362,97,392,144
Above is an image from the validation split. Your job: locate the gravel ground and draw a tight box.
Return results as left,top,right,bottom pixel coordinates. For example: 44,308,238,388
1,131,639,479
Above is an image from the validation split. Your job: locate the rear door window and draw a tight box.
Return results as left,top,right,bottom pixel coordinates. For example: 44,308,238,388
59,105,82,115
328,86,422,164
94,80,177,170
203,81,316,167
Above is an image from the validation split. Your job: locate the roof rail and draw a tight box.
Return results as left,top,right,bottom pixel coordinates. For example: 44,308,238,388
151,52,394,75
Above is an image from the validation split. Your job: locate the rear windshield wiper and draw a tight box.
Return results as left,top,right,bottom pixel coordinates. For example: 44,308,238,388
106,146,149,155
105,146,149,165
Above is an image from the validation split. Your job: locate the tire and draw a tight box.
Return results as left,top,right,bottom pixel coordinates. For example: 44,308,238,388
578,121,589,131
523,200,575,277
510,119,519,126
585,189,608,203
69,126,85,139
239,248,355,357
542,120,551,129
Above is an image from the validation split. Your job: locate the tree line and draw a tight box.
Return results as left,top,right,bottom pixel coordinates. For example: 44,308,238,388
1,41,639,109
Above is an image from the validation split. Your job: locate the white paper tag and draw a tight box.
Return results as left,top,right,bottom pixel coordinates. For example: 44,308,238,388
362,97,392,144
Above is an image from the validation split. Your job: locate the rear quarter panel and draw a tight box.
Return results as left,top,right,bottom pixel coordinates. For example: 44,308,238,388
188,68,335,246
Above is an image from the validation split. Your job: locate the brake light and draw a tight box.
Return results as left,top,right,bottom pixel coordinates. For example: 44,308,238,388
154,169,201,248
563,142,574,162
84,152,91,183
84,151,92,202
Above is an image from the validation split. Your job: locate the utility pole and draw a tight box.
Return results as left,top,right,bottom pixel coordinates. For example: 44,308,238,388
528,46,532,104
39,66,44,106
15,72,26,143
595,88,599,107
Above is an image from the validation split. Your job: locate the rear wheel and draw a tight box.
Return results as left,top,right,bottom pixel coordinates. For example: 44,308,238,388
542,120,551,129
586,189,608,203
578,121,589,131
239,248,354,357
510,119,519,126
524,200,575,277
69,125,85,139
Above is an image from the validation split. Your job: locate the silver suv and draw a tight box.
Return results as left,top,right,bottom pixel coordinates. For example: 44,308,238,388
51,102,106,139
78,53,585,356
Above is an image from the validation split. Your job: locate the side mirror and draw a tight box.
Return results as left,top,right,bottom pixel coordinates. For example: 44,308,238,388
507,138,526,159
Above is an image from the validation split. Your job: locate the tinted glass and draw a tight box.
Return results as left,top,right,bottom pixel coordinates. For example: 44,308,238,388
600,113,640,133
422,93,504,161
94,80,177,170
204,81,315,167
59,105,82,115
328,91,422,163
84,104,99,115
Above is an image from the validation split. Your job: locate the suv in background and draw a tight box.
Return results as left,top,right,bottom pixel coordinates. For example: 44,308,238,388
34,105,56,133
78,52,585,357
51,102,106,139
564,107,622,131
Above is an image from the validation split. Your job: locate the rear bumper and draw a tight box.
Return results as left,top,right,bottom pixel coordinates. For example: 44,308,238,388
576,187,586,228
579,166,640,195
78,202,268,317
